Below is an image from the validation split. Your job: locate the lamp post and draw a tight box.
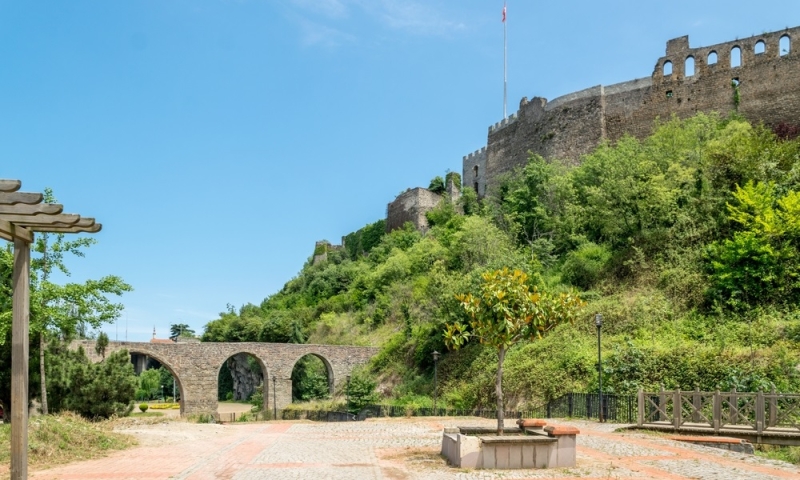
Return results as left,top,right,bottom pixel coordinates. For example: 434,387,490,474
432,351,440,415
345,375,351,407
272,376,277,420
161,384,165,403
595,313,604,423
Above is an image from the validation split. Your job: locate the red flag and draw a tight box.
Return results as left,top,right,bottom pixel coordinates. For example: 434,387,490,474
502,5,506,22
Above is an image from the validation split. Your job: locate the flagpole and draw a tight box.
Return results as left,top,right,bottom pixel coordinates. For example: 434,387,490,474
503,2,507,119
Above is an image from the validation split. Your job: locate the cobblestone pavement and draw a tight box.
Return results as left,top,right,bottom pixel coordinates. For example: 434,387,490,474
29,417,800,479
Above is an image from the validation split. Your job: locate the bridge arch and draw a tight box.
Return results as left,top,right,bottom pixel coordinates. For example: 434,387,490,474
126,347,187,415
217,349,271,414
70,340,379,417
289,352,335,400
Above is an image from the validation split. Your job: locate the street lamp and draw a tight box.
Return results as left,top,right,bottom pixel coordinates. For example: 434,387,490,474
432,351,440,415
345,375,351,407
595,313,604,423
272,376,277,420
161,384,165,403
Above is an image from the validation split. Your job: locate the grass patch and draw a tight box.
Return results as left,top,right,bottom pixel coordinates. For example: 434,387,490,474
130,412,164,418
755,444,800,464
283,399,346,412
0,412,137,472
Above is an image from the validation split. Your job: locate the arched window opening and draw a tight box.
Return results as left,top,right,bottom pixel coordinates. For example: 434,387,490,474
780,35,791,56
291,354,333,402
218,353,267,418
685,56,695,77
731,46,742,67
708,51,718,65
473,165,479,177
663,60,673,76
474,181,479,194
755,40,766,55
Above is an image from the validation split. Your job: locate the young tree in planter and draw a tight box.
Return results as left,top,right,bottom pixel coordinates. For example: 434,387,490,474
445,268,584,435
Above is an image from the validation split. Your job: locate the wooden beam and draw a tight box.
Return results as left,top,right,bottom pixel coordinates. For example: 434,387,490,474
0,219,33,243
11,236,31,480
29,223,102,234
66,217,95,228
0,179,21,193
0,204,63,215
0,192,43,205
0,213,81,226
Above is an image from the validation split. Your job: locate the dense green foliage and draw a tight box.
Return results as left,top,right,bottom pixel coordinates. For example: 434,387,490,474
0,195,132,420
343,220,386,260
345,367,379,413
291,355,330,401
135,367,174,401
45,343,136,419
204,114,800,410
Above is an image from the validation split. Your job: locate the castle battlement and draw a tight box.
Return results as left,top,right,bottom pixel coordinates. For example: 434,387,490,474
463,146,487,160
488,112,519,133
464,25,800,196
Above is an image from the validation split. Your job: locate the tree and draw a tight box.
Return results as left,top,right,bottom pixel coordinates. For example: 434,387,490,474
707,181,800,307
428,176,446,195
169,323,195,340
345,367,378,414
45,343,136,419
445,268,584,434
0,188,132,418
136,368,161,400
491,155,558,266
95,331,109,360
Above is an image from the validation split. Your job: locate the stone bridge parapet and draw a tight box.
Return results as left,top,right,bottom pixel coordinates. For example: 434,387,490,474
69,340,379,417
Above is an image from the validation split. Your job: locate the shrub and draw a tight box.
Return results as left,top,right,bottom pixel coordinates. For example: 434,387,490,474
138,403,148,413
562,243,611,290
345,367,379,413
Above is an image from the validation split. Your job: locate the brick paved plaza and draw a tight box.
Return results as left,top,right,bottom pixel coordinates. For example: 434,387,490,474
28,417,800,479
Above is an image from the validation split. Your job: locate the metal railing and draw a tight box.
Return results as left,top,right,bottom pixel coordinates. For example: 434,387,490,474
215,392,639,424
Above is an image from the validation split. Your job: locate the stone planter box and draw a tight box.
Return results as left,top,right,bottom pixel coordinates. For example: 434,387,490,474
441,421,578,469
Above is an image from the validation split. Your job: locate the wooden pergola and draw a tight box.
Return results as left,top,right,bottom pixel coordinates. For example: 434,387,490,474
0,179,101,480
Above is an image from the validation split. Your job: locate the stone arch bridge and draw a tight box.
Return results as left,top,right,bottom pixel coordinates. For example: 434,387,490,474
70,340,379,416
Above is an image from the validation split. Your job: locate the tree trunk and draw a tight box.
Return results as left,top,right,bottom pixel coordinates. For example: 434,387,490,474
496,346,506,436
39,332,48,415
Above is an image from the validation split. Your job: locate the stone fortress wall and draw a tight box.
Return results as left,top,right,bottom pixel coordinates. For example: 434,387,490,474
464,26,800,195
385,187,444,232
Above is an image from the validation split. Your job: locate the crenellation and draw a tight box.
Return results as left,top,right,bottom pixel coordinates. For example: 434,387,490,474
469,25,800,195
488,112,519,134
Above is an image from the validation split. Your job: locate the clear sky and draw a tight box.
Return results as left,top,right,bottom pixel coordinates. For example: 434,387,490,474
2,1,799,342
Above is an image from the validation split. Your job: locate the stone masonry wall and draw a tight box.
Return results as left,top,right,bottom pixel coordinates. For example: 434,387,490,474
468,26,800,194
72,340,379,417
385,187,443,232
462,146,487,197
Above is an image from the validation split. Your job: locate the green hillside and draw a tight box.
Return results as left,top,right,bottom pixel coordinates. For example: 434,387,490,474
204,113,800,410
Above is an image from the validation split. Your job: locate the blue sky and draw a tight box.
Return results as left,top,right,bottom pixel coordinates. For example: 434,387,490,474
2,1,799,341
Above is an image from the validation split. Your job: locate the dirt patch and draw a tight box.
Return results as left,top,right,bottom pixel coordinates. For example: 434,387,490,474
377,446,444,478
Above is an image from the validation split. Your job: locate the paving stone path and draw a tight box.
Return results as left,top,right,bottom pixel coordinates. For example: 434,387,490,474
29,417,800,479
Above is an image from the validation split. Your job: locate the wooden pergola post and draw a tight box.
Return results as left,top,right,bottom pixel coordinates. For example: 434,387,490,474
1,179,102,480
11,237,30,479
